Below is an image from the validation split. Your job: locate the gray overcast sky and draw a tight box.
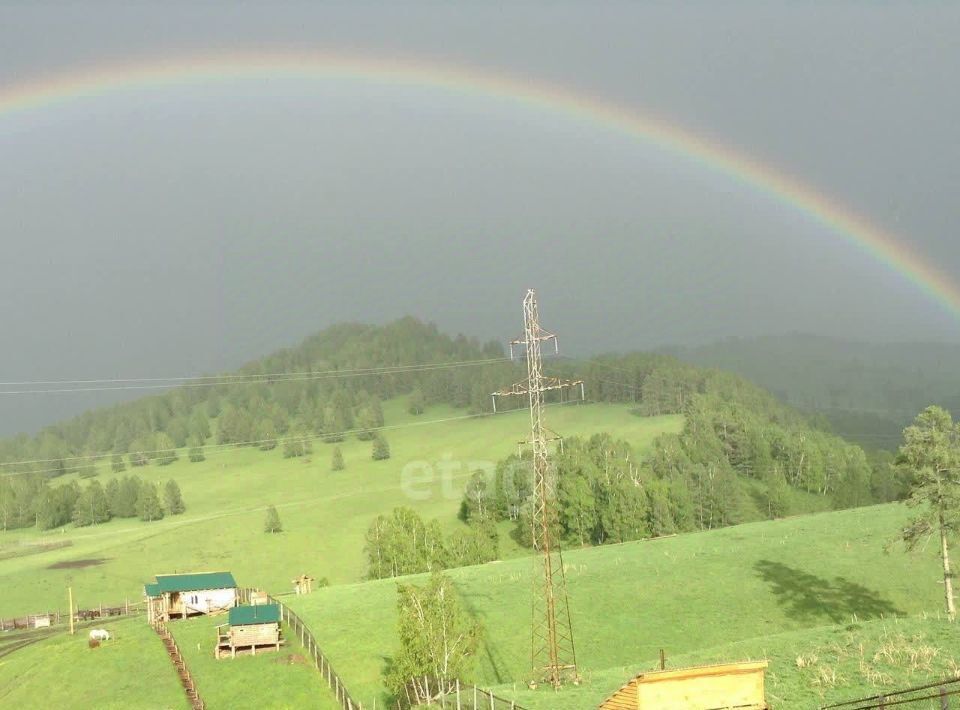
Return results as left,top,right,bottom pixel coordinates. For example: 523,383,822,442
0,1,958,434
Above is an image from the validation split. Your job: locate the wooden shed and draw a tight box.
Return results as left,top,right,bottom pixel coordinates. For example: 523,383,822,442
144,571,237,623
599,660,769,710
215,603,283,658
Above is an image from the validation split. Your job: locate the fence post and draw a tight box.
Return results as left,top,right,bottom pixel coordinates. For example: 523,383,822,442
489,690,494,710
456,679,461,710
940,686,949,710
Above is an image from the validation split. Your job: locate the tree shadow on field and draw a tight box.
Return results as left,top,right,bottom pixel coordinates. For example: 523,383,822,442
457,587,511,685
754,560,903,624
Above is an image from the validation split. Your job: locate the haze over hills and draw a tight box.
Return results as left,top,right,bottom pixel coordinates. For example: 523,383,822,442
672,333,960,450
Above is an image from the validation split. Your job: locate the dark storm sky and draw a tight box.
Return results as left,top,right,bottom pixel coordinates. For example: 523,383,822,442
1,1,958,434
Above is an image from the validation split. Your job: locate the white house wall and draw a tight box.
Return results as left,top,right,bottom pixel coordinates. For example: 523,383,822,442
181,588,236,614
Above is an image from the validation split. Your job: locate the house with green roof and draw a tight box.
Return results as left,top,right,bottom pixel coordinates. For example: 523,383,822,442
215,603,283,658
144,571,237,623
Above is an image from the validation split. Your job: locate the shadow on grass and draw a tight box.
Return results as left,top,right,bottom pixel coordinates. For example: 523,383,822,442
754,560,902,624
457,587,511,685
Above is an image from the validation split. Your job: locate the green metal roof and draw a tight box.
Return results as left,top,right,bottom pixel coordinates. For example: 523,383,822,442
229,604,280,626
154,571,236,593
144,583,161,597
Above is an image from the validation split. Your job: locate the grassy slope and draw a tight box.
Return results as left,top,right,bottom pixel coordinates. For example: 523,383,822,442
169,617,340,709
0,617,187,709
0,402,682,616
494,615,960,709
286,504,948,709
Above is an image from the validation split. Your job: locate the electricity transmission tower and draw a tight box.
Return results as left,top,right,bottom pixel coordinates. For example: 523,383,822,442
492,289,583,688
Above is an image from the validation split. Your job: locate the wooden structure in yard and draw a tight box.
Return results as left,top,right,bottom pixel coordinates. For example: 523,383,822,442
249,590,269,606
215,603,283,659
292,574,315,595
599,660,769,710
144,571,237,623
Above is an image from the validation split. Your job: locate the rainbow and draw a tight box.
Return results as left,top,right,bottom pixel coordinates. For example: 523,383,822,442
0,50,955,319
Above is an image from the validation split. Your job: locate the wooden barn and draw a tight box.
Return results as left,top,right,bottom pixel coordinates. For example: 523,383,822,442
144,571,237,623
215,603,283,658
598,660,768,710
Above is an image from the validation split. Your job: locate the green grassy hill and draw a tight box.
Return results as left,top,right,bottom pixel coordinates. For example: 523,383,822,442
0,402,681,616
285,503,951,709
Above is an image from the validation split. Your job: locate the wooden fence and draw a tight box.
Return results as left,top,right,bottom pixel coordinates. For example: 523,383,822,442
153,620,205,710
432,679,524,710
821,676,960,709
0,599,143,630
239,589,524,710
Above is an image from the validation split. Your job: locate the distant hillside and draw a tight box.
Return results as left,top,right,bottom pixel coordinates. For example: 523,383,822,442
673,334,960,449
0,321,891,538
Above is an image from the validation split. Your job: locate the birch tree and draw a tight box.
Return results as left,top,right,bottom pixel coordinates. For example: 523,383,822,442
387,573,481,706
898,406,960,620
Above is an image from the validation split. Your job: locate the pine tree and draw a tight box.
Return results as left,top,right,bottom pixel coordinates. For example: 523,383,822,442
189,409,211,442
331,446,345,471
264,505,283,533
355,406,378,441
407,388,426,416
128,433,154,467
322,406,346,443
105,478,121,516
258,418,278,451
111,476,142,518
72,481,111,527
187,435,206,462
155,432,178,466
164,479,185,515
110,453,126,473
283,429,311,458
372,435,391,461
34,484,77,530
136,484,164,522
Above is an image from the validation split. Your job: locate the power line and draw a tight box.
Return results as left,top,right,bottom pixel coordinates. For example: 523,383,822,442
0,399,586,477
0,357,513,395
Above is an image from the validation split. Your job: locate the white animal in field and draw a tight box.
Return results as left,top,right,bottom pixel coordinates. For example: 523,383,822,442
88,629,111,642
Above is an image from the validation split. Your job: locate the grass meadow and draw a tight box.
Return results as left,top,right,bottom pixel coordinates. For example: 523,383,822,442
169,616,341,709
3,399,954,709
285,504,951,709
0,401,680,616
0,617,186,709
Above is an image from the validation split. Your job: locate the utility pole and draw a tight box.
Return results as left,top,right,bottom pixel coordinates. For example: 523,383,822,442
68,586,74,635
492,289,582,688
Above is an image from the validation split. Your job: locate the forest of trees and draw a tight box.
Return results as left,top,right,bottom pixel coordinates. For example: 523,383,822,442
10,475,184,531
364,507,498,579
462,358,906,549
0,318,899,534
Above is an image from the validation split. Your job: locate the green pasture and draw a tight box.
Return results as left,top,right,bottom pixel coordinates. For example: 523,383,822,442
0,402,681,616
286,503,945,708
0,617,186,709
169,616,340,709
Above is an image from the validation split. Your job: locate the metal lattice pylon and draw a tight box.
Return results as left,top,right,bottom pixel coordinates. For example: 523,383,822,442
492,289,582,688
